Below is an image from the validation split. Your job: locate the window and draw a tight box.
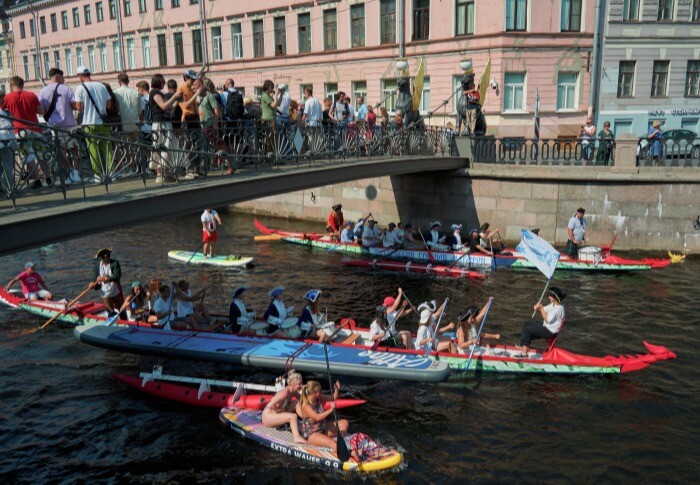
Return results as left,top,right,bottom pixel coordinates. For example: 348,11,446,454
113,41,122,71
174,32,184,64
456,0,475,36
30,18,35,36
561,0,581,31
325,82,338,102
556,72,578,110
23,55,29,80
352,81,367,104
504,72,526,111
43,52,50,77
19,22,25,39
614,119,633,135
172,0,181,6
142,36,151,67
253,20,264,57
686,60,700,97
40,16,46,34
65,49,73,75
651,60,669,97
155,0,163,10
157,33,167,66
97,2,104,22
124,0,132,16
109,0,117,19
657,0,674,20
85,5,92,25
351,4,365,47
53,50,61,70
139,0,147,13
254,86,264,98
381,79,398,111
413,0,430,40
622,0,639,20
62,11,69,29
100,43,108,72
506,0,527,31
693,0,699,21
192,28,202,63
50,13,58,32
298,13,311,53
211,26,222,60
418,77,431,112
380,0,396,44
323,9,337,50
274,17,286,55
126,39,135,68
617,60,635,97
73,8,80,27
88,45,96,73
76,47,84,68
33,54,39,79
232,23,243,59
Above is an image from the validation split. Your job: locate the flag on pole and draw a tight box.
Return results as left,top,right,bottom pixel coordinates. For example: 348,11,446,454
516,229,560,279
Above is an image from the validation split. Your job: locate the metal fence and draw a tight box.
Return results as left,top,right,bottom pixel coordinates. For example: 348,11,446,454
0,117,457,208
636,136,700,167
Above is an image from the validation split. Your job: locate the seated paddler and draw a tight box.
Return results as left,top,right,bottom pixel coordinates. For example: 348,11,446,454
263,285,295,336
340,221,355,243
297,289,333,341
514,287,566,357
449,224,466,251
228,285,256,334
425,221,448,251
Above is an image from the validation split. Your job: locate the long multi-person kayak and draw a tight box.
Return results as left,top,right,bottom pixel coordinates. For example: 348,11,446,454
113,373,366,410
167,250,254,267
219,407,403,473
73,325,452,383
0,287,108,325
254,220,672,271
343,259,486,279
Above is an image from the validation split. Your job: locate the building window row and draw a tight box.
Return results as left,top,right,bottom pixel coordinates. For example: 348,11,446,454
617,60,700,98
623,0,700,21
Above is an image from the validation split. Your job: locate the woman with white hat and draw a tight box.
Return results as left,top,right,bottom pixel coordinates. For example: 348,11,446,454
414,300,456,353
295,289,332,341
263,286,295,334
228,286,256,334
424,222,448,251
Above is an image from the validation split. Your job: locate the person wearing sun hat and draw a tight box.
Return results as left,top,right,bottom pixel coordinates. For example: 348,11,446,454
263,286,295,333
451,297,500,354
413,299,455,353
425,221,448,250
92,248,124,313
295,289,333,341
515,287,566,357
228,285,256,334
449,224,465,251
5,262,53,301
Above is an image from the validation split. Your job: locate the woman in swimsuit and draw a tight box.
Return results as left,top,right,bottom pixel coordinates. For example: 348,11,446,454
297,380,348,455
261,370,307,444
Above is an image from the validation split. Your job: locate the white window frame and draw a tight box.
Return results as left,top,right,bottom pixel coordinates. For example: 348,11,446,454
76,46,84,69
113,41,122,71
556,71,579,111
352,81,368,104
65,49,73,75
381,78,398,112
88,45,96,74
142,36,151,68
100,43,108,73
211,26,222,61
503,72,527,112
231,22,243,59
126,38,135,69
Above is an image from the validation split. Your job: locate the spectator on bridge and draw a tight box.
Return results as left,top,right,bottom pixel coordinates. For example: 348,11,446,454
103,82,122,131
648,120,664,166
2,76,48,189
345,95,355,123
366,104,376,129
39,68,80,184
198,77,227,170
261,80,277,128
75,66,112,182
150,74,183,184
0,91,14,142
275,83,292,128
113,72,141,174
580,117,596,166
321,98,332,128
379,107,389,128
302,87,322,127
356,96,368,123
326,204,344,240
177,69,201,130
164,79,182,130
330,92,349,126
135,81,153,164
5,262,53,301
596,121,615,166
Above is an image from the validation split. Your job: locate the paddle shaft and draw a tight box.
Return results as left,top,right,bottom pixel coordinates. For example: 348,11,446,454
323,342,351,462
464,298,494,371
37,283,95,331
425,298,449,357
531,278,552,318
186,236,208,265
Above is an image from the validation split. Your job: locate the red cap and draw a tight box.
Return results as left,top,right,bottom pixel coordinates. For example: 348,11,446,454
383,296,396,307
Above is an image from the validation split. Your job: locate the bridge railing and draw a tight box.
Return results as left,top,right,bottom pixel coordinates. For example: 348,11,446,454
0,116,457,209
636,136,700,167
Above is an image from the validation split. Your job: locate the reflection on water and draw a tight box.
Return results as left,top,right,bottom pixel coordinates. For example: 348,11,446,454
0,211,697,482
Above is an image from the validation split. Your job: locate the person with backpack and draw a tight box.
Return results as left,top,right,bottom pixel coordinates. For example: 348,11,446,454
223,78,244,132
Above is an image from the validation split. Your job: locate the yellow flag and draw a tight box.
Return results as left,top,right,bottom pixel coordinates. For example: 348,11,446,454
477,57,492,107
412,59,426,112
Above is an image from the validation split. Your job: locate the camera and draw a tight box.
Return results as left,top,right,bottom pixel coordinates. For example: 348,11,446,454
490,80,498,90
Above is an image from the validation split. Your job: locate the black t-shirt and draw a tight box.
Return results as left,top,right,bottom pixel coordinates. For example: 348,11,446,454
148,89,166,123
468,236,480,252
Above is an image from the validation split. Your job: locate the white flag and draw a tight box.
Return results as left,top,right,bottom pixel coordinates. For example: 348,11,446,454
516,230,560,279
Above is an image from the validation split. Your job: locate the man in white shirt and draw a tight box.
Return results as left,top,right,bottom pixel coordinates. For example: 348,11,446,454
362,219,381,247
113,72,141,173
382,222,403,248
74,66,113,180
302,87,322,127
340,221,355,243
355,96,368,122
201,208,223,257
153,284,177,329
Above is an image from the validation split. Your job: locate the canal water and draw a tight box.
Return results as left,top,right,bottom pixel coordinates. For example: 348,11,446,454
0,212,697,483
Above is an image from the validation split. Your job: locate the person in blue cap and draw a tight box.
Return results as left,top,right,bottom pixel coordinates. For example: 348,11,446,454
228,285,256,334
296,289,333,341
263,286,294,334
340,221,355,243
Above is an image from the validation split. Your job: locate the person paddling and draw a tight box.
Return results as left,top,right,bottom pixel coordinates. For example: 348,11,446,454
414,300,456,353
261,370,307,444
6,262,53,301
172,279,211,329
453,297,500,353
201,208,222,258
369,288,412,349
296,380,349,457
263,286,294,336
297,289,333,342
93,248,124,313
514,287,566,357
326,204,344,241
117,281,155,323
228,285,256,334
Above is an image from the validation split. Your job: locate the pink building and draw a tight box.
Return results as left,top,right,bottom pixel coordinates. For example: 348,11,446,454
8,0,594,137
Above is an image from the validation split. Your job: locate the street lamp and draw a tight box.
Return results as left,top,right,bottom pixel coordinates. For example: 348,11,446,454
459,57,473,74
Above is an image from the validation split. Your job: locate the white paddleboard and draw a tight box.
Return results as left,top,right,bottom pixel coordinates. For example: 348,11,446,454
168,250,254,267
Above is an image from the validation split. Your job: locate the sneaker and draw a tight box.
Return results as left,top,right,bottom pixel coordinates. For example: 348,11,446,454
155,176,163,184
184,172,197,180
30,179,43,190
88,176,102,184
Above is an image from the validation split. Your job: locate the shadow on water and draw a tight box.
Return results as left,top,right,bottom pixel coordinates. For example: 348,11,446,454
0,211,697,482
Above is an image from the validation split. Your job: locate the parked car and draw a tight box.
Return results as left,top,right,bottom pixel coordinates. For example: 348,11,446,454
638,129,700,160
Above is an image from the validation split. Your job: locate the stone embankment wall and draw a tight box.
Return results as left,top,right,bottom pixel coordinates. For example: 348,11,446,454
234,136,699,253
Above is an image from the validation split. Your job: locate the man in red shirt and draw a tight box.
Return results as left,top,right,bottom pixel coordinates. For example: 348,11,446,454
1,76,48,189
325,203,344,240
5,262,53,300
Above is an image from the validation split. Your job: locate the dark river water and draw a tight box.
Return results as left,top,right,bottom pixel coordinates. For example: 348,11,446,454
1,212,698,483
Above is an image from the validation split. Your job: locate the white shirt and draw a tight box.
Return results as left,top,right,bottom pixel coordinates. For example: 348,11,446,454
201,210,219,232
277,94,291,116
427,229,445,247
75,81,110,125
304,97,322,126
340,227,355,243
268,299,288,324
415,324,430,350
542,303,565,334
154,296,175,326
114,85,141,133
332,100,348,122
383,229,402,248
567,215,586,243
362,225,381,246
369,320,386,341
177,289,194,317
98,261,119,298
353,220,365,239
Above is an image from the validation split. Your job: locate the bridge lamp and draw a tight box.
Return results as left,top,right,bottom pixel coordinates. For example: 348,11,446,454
396,59,409,76
460,57,474,75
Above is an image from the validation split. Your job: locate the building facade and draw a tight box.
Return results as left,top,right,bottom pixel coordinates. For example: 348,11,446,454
598,0,700,137
8,0,596,137
0,19,13,93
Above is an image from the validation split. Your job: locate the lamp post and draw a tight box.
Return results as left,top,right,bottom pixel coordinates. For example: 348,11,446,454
459,57,473,76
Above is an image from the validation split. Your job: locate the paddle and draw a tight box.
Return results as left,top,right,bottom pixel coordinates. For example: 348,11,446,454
186,236,209,265
425,298,448,357
35,282,96,333
464,297,494,371
417,228,436,264
448,250,470,269
322,341,351,462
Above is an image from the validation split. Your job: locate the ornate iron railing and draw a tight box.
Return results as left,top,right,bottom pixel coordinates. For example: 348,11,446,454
471,137,616,166
636,136,700,167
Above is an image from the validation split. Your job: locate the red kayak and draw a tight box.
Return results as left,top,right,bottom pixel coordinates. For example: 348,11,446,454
343,259,486,279
113,374,366,410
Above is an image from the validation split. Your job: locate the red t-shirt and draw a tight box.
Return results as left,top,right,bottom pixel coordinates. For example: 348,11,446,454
326,212,344,232
16,270,45,294
2,90,42,133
